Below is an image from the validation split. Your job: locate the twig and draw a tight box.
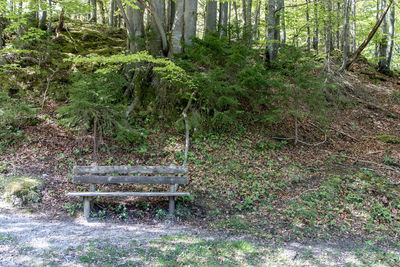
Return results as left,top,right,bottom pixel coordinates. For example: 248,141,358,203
329,127,358,141
42,68,58,109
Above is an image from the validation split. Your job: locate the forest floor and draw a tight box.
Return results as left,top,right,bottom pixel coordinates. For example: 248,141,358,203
1,199,398,266
1,24,400,266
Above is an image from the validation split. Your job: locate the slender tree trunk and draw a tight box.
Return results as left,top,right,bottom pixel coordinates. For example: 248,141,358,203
89,0,97,23
148,0,165,55
242,0,252,40
170,0,184,55
339,0,351,72
281,0,286,45
233,1,240,39
218,1,228,38
378,0,389,73
313,0,319,54
350,0,356,52
205,1,217,34
40,11,47,30
184,0,198,44
249,0,261,47
346,0,393,69
266,0,280,63
325,0,333,55
109,0,115,26
127,0,145,51
375,0,380,58
387,5,395,65
166,0,175,32
306,0,310,51
336,1,340,49
98,0,106,24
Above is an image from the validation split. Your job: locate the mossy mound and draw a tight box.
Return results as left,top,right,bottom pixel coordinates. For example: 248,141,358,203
0,175,44,206
376,134,400,144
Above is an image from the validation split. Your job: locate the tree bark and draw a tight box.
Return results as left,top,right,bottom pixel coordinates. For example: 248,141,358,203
346,0,393,69
378,0,389,73
313,0,319,54
266,0,280,63
170,0,184,55
89,0,97,23
109,0,115,26
387,5,395,65
127,0,145,52
98,0,106,24
184,0,198,45
218,1,228,38
339,0,351,72
306,0,310,51
205,1,217,34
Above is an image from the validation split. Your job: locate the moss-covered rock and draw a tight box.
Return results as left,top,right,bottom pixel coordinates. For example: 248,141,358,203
376,134,400,144
0,175,44,206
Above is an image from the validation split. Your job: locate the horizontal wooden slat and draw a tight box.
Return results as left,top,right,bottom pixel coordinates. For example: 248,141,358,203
67,192,190,197
72,165,188,175
73,175,188,185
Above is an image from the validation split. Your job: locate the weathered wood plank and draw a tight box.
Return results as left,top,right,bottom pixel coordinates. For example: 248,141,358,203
67,192,190,197
72,165,188,174
72,175,188,185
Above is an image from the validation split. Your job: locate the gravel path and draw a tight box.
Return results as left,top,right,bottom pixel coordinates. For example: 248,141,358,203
0,201,198,266
1,200,399,266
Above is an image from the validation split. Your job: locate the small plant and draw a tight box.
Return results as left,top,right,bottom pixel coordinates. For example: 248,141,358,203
155,209,167,218
119,206,128,220
63,202,82,216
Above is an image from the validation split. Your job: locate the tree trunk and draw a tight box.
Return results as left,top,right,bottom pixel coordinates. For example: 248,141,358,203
266,0,279,63
166,0,175,32
218,1,228,38
205,1,217,34
313,0,319,54
387,5,395,65
339,0,351,72
325,0,333,55
127,0,145,52
109,0,115,26
89,0,97,23
148,0,166,55
170,0,184,55
306,0,310,51
350,0,356,52
242,0,252,40
39,11,47,30
98,0,106,24
378,0,390,73
280,0,286,45
233,1,240,39
184,0,198,45
346,0,393,69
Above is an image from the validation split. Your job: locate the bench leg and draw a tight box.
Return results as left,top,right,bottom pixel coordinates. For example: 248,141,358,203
168,196,175,216
83,197,90,220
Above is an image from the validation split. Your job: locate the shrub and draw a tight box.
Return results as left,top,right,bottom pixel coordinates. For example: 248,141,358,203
0,90,36,150
58,72,139,150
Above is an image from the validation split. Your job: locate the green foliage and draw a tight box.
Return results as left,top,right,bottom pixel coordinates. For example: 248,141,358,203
58,72,138,144
376,134,400,144
0,91,36,150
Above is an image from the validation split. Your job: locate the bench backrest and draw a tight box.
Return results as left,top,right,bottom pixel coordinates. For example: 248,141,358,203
72,165,188,185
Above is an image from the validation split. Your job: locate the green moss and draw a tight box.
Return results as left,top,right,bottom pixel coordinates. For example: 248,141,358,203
376,134,400,144
0,175,44,204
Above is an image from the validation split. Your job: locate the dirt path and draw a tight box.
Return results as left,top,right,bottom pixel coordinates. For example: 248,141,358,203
1,200,399,266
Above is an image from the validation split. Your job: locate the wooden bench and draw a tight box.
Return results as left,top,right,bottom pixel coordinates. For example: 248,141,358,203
67,165,189,219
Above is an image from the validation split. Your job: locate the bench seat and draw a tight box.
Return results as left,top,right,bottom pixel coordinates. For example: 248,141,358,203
67,192,190,197
67,165,189,220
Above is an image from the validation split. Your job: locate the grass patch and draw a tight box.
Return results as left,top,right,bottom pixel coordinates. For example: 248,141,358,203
376,134,400,144
0,175,44,204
